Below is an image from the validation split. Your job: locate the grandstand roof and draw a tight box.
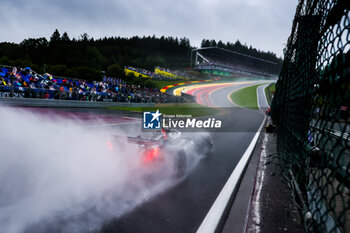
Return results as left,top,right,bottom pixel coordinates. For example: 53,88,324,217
192,47,277,65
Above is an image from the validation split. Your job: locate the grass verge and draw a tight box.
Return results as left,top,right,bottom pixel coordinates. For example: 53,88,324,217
153,80,184,89
264,83,276,106
230,84,261,109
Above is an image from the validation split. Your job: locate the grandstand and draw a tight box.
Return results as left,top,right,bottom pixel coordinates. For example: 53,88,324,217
124,66,153,79
154,67,189,80
124,66,189,80
0,65,184,103
191,47,279,77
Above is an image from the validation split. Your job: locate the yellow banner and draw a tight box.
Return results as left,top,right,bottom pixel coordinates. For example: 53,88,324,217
124,68,152,78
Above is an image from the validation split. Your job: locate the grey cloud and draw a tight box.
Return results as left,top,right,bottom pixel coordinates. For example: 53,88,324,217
0,0,298,57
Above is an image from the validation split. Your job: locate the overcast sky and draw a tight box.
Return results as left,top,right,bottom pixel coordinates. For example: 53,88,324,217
1,0,298,57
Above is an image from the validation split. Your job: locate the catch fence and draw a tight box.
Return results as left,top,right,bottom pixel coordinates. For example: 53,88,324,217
271,0,349,232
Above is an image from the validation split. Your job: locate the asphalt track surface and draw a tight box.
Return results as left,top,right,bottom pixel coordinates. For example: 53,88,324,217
14,80,271,233
100,81,270,233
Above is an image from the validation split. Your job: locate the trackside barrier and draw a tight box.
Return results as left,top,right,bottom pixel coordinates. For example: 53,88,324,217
271,0,349,232
197,117,266,233
0,96,156,108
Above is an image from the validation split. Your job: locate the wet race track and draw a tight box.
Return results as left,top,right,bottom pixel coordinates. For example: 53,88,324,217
0,81,271,233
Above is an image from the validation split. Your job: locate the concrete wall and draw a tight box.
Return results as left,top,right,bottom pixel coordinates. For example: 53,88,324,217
0,97,155,108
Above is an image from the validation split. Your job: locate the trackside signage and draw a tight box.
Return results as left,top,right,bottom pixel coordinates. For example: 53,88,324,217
143,109,222,130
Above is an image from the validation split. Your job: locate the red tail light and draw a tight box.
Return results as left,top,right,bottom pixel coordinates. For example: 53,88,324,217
143,147,160,164
107,141,114,151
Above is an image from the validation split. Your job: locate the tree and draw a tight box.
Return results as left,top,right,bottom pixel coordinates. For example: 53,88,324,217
106,63,124,77
20,38,48,50
19,38,48,64
61,32,70,42
0,42,22,60
209,39,217,47
144,79,156,88
0,56,11,66
50,29,61,43
0,33,283,78
179,37,190,48
46,64,72,77
82,46,107,69
74,66,100,81
201,39,210,47
80,33,89,42
144,55,165,70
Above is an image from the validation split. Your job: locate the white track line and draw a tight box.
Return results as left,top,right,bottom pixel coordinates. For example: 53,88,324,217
196,116,266,233
247,131,268,233
197,82,269,233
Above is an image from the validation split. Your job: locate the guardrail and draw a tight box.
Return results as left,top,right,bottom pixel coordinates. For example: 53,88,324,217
0,96,157,108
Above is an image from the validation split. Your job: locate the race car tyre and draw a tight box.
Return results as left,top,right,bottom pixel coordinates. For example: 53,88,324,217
174,149,187,177
204,136,213,152
196,136,213,156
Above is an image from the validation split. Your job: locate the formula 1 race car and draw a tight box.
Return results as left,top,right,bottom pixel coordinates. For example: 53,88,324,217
113,129,213,177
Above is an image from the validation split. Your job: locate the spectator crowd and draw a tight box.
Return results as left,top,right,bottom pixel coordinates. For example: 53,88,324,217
125,66,191,80
0,65,182,103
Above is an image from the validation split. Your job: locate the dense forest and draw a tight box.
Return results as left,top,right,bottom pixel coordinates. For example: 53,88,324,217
0,29,282,81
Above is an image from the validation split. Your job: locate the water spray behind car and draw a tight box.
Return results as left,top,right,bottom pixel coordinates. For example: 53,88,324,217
0,106,212,233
